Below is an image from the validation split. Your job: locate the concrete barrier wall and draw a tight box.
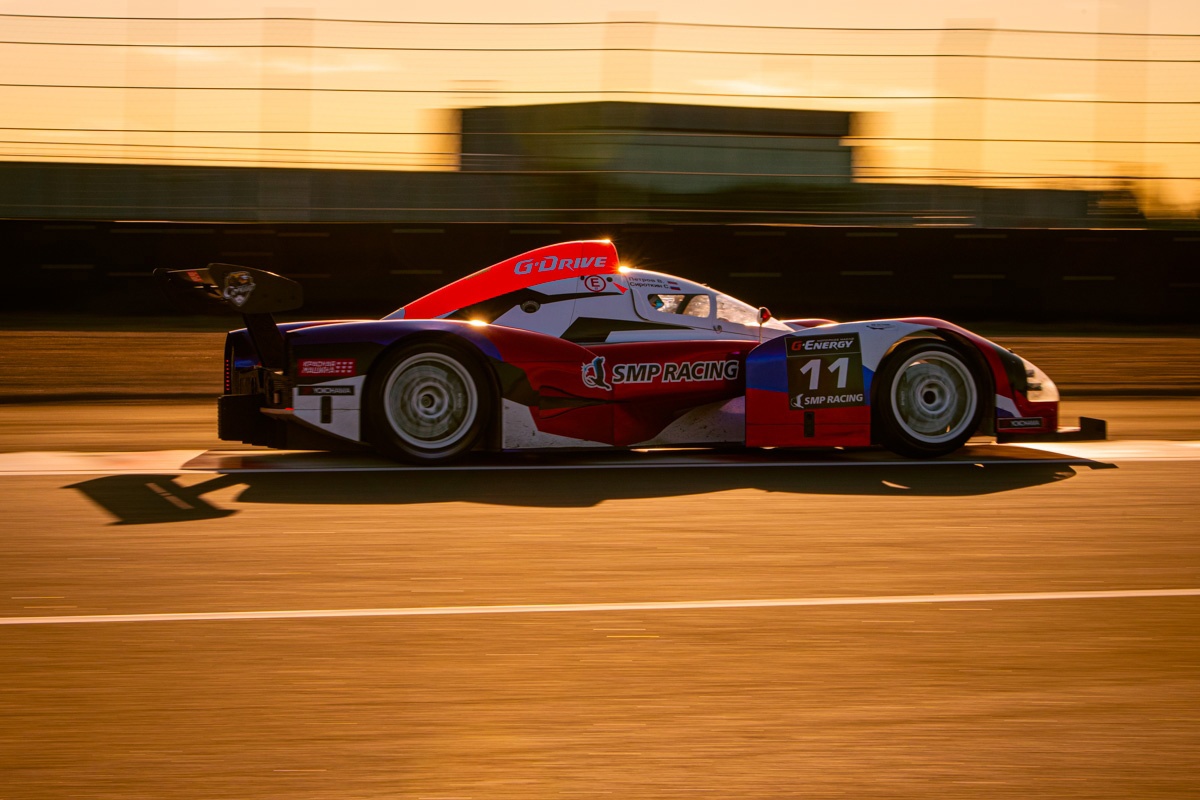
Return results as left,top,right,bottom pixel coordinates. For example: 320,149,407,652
6,220,1198,322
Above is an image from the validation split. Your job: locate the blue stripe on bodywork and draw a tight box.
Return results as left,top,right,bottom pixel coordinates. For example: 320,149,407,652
746,337,788,393
452,326,504,361
287,319,505,363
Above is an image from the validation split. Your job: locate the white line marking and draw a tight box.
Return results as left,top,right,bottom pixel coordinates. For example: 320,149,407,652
0,448,1107,476
2,588,1197,626
205,457,1095,474
0,440,1195,477
202,441,1191,471
0,449,207,477
1015,440,1200,461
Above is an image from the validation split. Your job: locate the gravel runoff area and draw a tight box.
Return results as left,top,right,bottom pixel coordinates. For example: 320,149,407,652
1,320,1198,402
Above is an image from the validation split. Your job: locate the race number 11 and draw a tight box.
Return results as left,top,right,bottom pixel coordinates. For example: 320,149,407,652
798,357,849,391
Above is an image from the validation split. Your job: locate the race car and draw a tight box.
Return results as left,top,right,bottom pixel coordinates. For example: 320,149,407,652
157,239,1104,463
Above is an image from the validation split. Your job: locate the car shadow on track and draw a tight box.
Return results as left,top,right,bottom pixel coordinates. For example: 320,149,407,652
69,459,1099,525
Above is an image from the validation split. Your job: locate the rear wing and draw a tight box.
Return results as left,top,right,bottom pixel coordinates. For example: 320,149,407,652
155,264,303,370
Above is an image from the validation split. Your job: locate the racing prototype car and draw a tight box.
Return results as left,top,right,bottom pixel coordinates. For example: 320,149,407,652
157,239,1104,463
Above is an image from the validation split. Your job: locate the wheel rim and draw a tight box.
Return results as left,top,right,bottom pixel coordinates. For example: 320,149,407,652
383,353,478,449
889,350,977,444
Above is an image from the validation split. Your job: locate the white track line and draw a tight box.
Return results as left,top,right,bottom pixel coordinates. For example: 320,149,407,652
203,457,1097,474
1016,440,1200,461
3,587,1197,626
0,441,1195,477
0,449,207,477
0,449,1108,476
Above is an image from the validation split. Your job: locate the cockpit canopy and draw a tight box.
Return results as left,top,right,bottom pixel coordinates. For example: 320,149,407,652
623,270,791,338
388,239,791,343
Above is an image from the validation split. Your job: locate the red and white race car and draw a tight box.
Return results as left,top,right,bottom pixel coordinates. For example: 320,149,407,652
159,239,1104,463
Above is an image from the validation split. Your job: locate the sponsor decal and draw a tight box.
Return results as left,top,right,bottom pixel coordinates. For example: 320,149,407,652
298,358,357,377
788,334,858,354
997,416,1044,430
789,393,865,409
612,361,662,384
617,360,739,384
514,254,609,275
582,356,739,388
786,333,866,410
583,275,607,293
582,356,612,391
222,270,256,308
298,385,355,396
866,322,894,330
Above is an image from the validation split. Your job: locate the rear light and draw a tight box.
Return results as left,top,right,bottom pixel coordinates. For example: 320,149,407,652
224,355,231,394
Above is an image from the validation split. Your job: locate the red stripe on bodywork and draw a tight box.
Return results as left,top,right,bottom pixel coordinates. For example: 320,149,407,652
745,388,871,447
399,240,620,320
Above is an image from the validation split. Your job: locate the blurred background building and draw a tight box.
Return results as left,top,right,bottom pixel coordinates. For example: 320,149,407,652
459,102,854,191
0,99,1132,227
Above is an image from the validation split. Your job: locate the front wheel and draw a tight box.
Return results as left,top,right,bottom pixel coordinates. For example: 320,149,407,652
366,342,490,463
874,341,983,458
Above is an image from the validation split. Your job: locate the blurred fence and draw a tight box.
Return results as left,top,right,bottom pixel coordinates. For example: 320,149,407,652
7,220,1198,322
0,158,1120,228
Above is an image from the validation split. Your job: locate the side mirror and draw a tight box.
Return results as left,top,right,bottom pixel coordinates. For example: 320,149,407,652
755,306,772,343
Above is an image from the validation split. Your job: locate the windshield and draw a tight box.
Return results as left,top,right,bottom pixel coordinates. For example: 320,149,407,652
626,269,792,334
716,292,791,331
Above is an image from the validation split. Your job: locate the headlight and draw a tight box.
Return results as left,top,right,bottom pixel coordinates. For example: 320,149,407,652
1021,357,1059,403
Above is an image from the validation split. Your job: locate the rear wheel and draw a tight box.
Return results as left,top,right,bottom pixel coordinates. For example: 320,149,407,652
874,341,983,458
367,342,490,463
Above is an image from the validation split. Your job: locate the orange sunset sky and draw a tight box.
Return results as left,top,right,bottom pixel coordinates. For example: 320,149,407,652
2,0,1199,213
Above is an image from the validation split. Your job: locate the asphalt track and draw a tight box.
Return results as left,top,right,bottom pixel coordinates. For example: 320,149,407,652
3,395,1200,798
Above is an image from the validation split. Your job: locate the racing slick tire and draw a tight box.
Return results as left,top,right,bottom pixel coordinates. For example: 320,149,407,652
366,341,491,463
874,340,984,458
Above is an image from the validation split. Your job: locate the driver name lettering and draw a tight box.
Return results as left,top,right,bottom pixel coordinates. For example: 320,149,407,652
626,276,681,290
514,255,609,275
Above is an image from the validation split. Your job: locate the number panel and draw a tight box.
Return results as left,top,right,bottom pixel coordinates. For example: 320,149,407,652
784,333,866,410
